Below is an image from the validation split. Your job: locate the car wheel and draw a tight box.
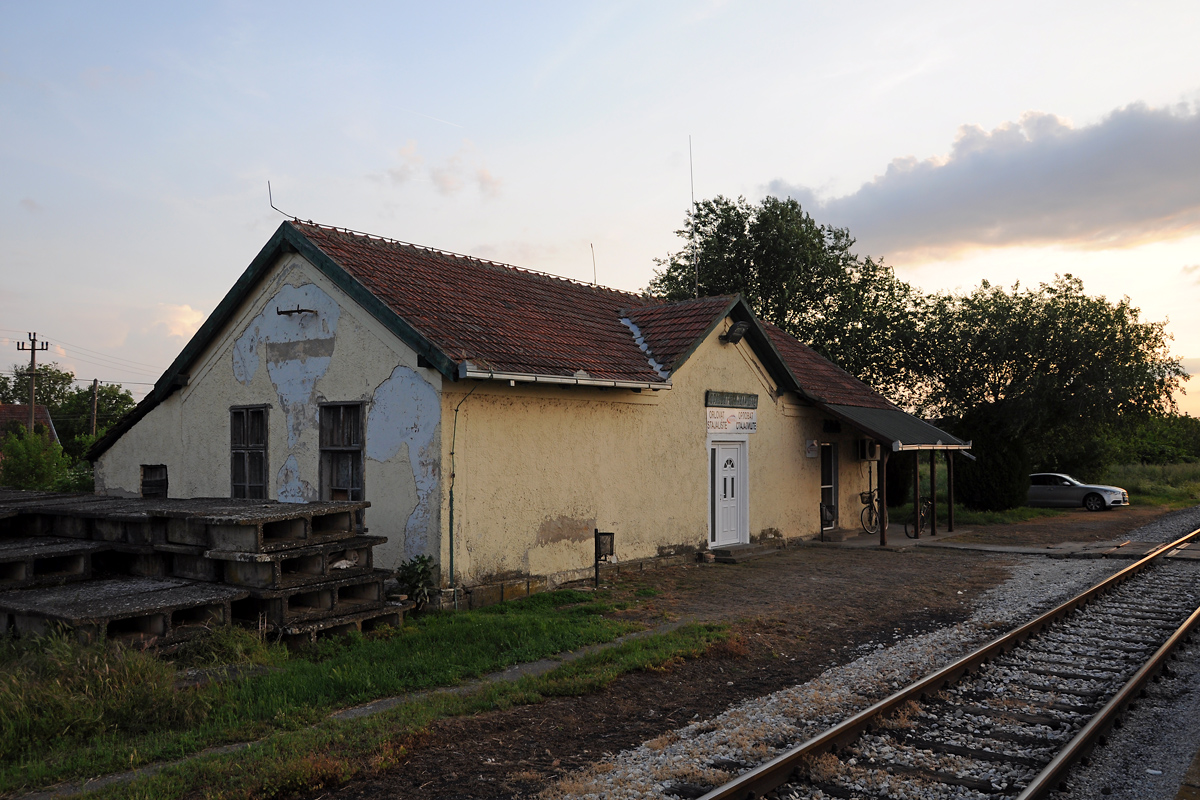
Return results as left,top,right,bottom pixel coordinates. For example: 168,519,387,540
1083,493,1105,512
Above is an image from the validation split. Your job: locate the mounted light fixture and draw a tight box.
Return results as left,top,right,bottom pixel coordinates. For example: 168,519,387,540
720,320,751,345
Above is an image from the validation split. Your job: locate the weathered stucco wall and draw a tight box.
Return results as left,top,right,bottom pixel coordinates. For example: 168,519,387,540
94,254,443,569
438,318,872,588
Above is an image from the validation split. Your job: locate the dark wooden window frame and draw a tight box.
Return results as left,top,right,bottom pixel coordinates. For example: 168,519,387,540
231,405,269,500
141,464,168,498
319,402,365,503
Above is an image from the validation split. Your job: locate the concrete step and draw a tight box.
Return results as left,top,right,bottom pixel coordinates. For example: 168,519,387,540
710,543,782,564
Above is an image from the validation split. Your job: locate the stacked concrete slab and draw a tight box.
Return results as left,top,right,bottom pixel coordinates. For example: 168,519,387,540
0,489,409,647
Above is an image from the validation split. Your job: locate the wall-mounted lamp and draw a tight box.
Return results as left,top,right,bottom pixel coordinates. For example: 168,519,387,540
720,321,751,345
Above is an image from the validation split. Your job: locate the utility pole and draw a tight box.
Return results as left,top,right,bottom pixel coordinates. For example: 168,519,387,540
90,378,99,436
16,332,49,434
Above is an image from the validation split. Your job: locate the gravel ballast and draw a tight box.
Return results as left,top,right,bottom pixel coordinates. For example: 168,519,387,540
547,506,1200,800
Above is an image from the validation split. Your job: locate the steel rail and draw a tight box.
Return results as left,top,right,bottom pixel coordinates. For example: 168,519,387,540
698,527,1200,800
1014,601,1200,798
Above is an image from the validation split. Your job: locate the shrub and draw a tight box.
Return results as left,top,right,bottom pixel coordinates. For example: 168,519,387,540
396,555,436,610
0,429,73,490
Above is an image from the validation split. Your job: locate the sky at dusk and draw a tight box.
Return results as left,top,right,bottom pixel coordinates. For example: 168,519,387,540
2,1,1199,413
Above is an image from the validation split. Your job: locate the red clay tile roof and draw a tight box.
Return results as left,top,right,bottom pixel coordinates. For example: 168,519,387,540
762,323,895,410
621,296,736,372
294,223,671,383
0,404,59,442
294,223,896,411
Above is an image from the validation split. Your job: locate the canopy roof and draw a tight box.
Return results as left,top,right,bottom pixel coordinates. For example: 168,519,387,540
823,404,970,452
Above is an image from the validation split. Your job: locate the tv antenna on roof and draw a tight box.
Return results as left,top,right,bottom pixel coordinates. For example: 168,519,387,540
268,181,299,220
590,243,597,285
690,135,698,299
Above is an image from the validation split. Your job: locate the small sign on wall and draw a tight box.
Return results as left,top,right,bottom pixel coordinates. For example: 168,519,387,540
805,439,819,458
707,407,757,434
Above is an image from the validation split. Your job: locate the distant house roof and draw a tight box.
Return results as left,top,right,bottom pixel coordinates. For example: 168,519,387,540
0,404,59,443
90,220,960,457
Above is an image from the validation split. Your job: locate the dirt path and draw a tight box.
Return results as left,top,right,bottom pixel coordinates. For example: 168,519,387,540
299,505,1178,800
305,547,1014,800
951,504,1172,546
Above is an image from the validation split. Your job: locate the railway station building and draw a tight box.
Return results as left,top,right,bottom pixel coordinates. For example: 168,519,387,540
89,221,969,601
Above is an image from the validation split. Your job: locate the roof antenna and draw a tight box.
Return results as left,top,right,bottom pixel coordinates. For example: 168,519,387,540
690,135,698,299
268,181,299,220
590,243,597,285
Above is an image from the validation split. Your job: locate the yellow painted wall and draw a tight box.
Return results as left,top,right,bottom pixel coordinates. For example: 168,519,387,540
438,318,874,587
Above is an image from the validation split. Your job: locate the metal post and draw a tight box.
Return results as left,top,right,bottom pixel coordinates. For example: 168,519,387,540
17,332,49,434
912,453,921,538
947,452,956,533
90,378,99,437
929,450,937,536
878,450,889,546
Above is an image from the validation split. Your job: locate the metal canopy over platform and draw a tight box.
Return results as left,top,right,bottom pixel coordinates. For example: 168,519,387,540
821,404,971,451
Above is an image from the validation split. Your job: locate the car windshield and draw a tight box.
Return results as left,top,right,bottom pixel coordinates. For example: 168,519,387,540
1059,475,1083,485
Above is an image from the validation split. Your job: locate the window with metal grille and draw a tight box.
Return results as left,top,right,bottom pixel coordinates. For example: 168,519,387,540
231,406,268,499
320,403,364,502
141,465,168,498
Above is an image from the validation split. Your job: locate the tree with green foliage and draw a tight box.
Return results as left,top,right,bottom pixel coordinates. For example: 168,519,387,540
0,361,76,410
648,195,918,400
0,428,73,490
0,362,136,462
914,276,1185,485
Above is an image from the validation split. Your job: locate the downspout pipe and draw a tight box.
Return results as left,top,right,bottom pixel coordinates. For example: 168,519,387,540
447,381,481,610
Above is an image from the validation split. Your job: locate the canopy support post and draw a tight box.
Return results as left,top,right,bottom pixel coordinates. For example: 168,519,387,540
878,449,889,546
929,450,937,535
947,452,955,532
912,453,921,538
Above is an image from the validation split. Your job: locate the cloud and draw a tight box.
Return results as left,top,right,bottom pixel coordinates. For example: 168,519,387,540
385,141,422,184
148,303,205,339
430,151,466,195
1185,264,1200,284
20,197,40,213
769,102,1200,260
476,167,502,197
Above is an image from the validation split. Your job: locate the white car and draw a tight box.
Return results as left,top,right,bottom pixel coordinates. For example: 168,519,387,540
1027,473,1129,511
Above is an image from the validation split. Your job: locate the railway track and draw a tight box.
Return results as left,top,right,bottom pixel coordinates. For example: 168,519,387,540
690,529,1200,800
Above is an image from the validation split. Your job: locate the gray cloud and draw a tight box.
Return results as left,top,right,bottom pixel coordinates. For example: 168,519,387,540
769,102,1200,259
20,197,40,212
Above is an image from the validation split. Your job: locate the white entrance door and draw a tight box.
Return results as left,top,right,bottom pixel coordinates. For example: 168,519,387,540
714,442,745,546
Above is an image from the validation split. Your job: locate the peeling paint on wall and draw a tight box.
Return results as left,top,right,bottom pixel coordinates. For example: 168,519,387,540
233,283,341,450
536,515,596,546
277,455,317,503
366,366,441,555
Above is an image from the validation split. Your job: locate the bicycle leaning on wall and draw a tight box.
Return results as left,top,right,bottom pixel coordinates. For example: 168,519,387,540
859,487,880,535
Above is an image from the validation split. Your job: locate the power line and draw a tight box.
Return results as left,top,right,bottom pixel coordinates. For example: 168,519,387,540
0,327,166,372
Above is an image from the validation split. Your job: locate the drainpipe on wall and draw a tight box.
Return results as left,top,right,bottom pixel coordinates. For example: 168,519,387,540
447,381,481,610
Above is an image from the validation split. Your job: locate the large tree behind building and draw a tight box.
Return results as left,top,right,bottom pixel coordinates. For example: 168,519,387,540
648,195,919,402
915,276,1185,495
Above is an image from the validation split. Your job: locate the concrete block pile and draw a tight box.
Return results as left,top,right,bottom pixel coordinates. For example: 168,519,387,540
0,489,408,647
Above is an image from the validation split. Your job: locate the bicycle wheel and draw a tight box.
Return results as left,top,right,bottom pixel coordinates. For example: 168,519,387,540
861,504,878,535
904,514,920,538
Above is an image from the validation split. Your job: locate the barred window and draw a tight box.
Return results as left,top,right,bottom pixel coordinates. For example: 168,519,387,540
231,406,268,499
320,403,364,502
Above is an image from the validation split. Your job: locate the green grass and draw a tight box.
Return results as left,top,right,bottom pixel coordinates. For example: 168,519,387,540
887,500,1065,529
80,623,730,800
0,589,642,795
1102,462,1200,508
